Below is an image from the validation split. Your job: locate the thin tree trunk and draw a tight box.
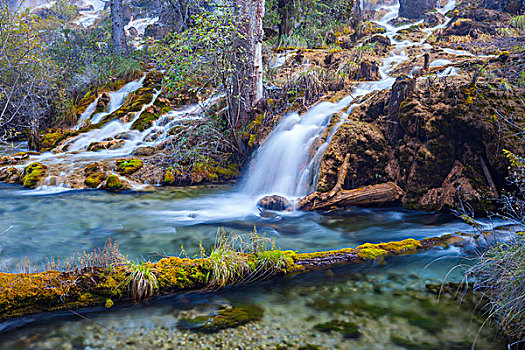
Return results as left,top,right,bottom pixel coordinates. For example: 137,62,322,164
111,0,128,56
232,0,265,126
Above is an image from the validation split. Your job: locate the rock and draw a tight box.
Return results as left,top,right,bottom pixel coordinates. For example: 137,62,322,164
116,158,143,175
132,146,156,156
104,175,123,191
95,92,111,113
0,167,21,183
177,305,264,333
357,60,380,81
162,170,176,185
22,162,47,189
444,19,489,38
424,11,446,26
399,0,438,19
314,320,361,339
83,162,107,188
119,112,137,123
316,120,389,193
387,76,416,146
87,140,125,152
128,26,139,37
483,0,524,13
144,23,170,40
366,34,391,47
114,132,135,140
419,161,482,211
257,195,294,211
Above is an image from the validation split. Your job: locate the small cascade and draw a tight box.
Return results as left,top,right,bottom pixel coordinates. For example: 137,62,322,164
76,75,146,129
240,0,459,202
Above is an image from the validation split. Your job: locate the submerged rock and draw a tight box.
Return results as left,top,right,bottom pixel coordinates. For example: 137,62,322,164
257,195,294,211
177,305,264,333
314,320,361,339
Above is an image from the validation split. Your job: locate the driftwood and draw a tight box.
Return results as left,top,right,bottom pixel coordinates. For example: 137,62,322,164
298,182,405,211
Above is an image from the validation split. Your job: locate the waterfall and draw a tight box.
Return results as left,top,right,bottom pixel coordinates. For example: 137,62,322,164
240,0,457,201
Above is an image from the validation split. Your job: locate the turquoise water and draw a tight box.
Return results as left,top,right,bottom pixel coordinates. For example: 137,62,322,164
0,184,509,349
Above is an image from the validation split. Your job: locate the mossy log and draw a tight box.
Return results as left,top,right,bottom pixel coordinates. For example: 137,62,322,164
298,182,404,211
0,235,466,322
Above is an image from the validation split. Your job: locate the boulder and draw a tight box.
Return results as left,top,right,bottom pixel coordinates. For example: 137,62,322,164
132,146,156,157
483,0,524,13
316,120,390,193
424,11,446,26
87,140,125,152
0,167,21,183
357,60,380,81
399,0,437,19
257,195,294,211
366,34,391,47
387,76,416,146
95,92,111,113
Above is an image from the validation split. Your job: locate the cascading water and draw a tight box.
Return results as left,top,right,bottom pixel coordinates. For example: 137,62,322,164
239,0,462,202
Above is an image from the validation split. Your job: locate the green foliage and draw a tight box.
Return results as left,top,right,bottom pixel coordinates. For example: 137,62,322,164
265,0,357,48
158,10,241,99
510,15,525,31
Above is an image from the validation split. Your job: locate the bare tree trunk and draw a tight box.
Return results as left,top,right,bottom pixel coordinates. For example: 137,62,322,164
111,0,128,56
232,0,265,126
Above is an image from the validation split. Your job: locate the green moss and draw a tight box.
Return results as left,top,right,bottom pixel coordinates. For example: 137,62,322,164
357,247,387,259
22,162,46,189
163,170,176,185
177,305,264,333
105,175,123,190
314,320,361,339
116,159,143,175
105,298,114,309
40,131,67,150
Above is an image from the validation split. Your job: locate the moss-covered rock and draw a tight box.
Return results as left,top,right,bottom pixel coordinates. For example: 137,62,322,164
177,305,264,333
83,163,107,188
22,162,46,189
0,167,22,184
162,170,176,185
104,175,123,191
116,159,143,175
317,120,389,193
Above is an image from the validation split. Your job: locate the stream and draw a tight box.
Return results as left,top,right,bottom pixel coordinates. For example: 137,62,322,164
0,0,513,348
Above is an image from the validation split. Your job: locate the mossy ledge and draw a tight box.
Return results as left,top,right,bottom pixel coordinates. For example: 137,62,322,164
0,236,464,322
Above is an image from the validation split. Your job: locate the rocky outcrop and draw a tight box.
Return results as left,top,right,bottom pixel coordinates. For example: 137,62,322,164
483,0,524,13
387,76,416,146
316,120,389,193
357,60,380,81
399,0,437,19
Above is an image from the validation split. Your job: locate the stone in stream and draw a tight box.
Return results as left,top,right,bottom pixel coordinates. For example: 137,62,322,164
87,139,125,152
257,195,294,211
95,92,111,113
132,146,156,156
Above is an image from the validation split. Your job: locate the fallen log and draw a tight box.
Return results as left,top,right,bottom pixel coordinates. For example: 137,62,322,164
0,234,463,322
298,182,404,211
